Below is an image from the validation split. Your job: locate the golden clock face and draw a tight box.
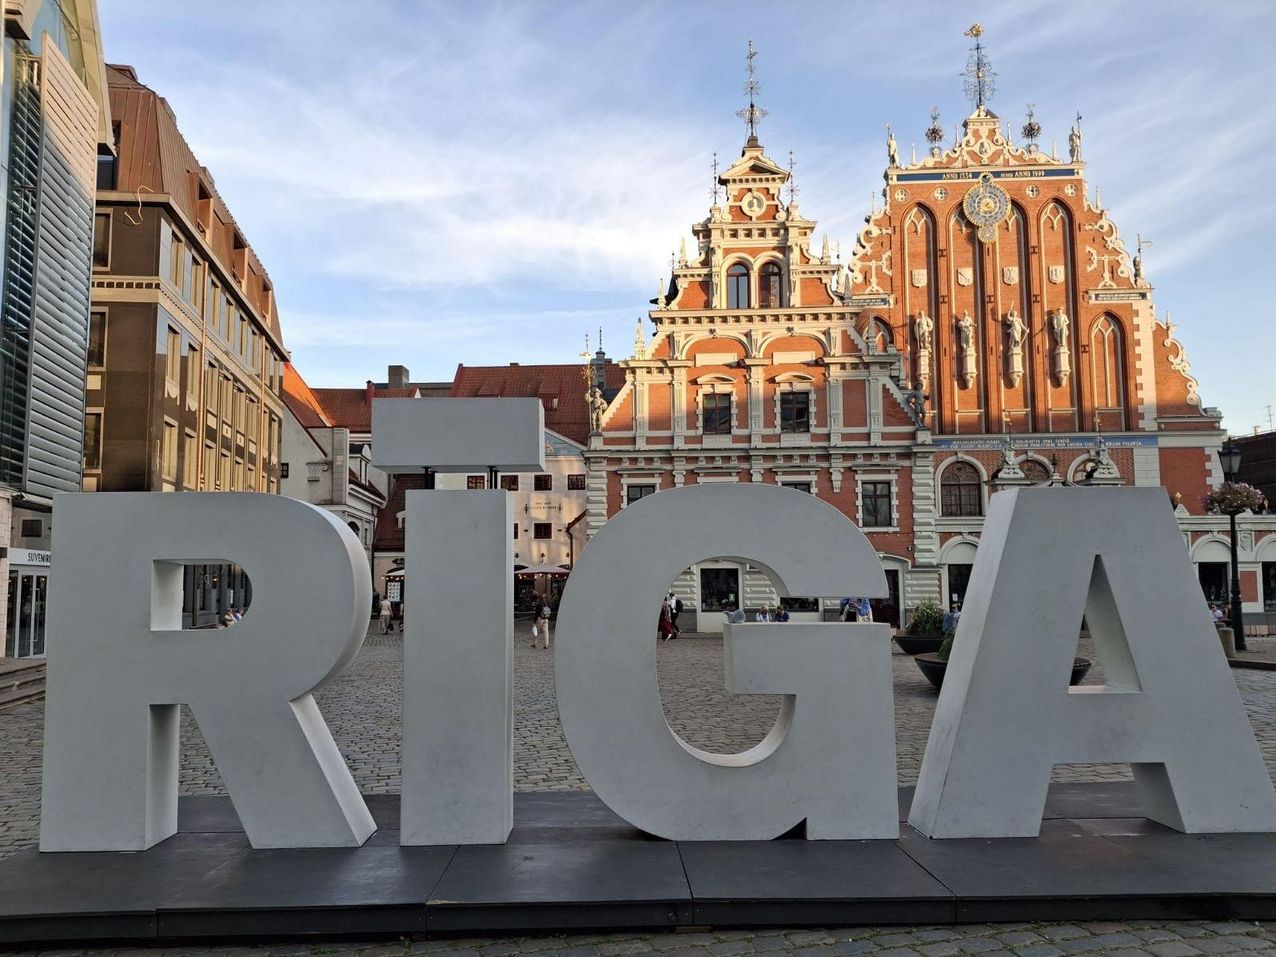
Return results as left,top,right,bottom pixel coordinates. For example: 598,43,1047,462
962,173,1011,242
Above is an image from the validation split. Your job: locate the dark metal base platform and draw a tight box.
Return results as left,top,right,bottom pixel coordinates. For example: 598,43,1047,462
2,784,1275,945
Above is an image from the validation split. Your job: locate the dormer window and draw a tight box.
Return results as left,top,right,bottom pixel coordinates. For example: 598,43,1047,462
726,263,750,309
760,262,782,307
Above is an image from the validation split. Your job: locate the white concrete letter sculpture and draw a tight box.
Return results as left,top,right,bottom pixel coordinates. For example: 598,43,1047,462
372,397,545,845
554,483,897,841
40,493,375,851
909,486,1276,838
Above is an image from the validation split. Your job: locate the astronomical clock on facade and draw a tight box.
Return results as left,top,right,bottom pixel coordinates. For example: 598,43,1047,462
582,31,1273,632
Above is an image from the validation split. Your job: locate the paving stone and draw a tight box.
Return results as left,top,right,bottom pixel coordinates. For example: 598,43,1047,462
1146,944,1202,957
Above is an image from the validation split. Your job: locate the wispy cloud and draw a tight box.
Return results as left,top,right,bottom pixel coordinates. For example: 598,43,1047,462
99,0,1276,429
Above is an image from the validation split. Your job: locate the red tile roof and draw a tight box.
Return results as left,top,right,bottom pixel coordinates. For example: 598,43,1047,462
311,384,420,432
373,473,428,551
449,362,623,445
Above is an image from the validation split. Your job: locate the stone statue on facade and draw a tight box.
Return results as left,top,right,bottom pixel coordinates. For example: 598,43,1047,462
1003,307,1026,386
588,386,608,433
886,123,900,167
1068,114,1082,163
957,311,977,389
903,383,929,428
1051,309,1072,384
913,311,934,390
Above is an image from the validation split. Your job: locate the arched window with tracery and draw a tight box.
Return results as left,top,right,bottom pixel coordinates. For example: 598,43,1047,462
1090,315,1126,425
1020,459,1050,484
759,261,782,307
726,263,750,309
940,460,983,517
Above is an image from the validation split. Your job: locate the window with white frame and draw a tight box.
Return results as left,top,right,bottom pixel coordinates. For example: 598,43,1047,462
859,479,894,528
702,392,732,434
780,391,810,432
625,483,656,506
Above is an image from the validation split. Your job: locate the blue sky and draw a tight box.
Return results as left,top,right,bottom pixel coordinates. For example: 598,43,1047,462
98,1,1275,432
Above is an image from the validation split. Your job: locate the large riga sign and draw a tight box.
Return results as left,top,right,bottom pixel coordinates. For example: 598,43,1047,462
38,400,1276,851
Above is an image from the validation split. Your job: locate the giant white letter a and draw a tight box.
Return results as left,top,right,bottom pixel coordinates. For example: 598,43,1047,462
910,486,1276,838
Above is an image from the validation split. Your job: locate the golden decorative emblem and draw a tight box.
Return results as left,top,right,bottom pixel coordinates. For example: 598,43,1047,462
962,173,1011,243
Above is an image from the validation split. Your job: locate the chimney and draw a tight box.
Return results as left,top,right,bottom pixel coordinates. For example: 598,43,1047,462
365,380,374,406
388,365,410,389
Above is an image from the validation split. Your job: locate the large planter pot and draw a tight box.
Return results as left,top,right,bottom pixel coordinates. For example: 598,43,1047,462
914,654,1092,692
894,635,945,656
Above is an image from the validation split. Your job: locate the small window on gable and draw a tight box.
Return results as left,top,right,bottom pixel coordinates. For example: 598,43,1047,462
726,263,750,309
759,262,782,308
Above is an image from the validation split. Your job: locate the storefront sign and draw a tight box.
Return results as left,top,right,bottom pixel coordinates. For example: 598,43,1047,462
9,548,50,567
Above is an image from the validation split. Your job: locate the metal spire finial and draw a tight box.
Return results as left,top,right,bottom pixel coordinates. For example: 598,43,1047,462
961,23,997,111
710,152,721,205
735,39,768,144
786,150,799,204
1021,103,1041,148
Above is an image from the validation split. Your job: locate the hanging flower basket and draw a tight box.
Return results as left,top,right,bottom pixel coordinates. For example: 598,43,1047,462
1202,482,1266,516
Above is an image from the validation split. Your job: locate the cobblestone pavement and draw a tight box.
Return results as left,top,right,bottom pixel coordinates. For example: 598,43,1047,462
13,919,1276,956
3,624,1276,951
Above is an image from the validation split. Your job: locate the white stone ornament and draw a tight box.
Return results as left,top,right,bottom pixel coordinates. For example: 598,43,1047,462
1049,265,1065,284
956,267,973,287
373,397,546,845
554,483,897,841
909,487,1276,838
911,268,927,288
40,493,376,851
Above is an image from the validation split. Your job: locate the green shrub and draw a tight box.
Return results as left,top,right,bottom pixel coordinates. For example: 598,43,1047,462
908,599,944,636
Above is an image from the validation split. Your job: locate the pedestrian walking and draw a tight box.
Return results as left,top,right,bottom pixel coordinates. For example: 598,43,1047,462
379,596,393,635
857,598,873,622
533,601,552,649
668,592,683,637
659,597,676,641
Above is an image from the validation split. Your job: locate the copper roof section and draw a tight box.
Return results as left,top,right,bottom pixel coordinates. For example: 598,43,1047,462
104,64,285,350
282,363,332,429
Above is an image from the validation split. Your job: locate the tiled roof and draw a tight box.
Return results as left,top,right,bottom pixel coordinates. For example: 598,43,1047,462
282,363,331,428
312,385,420,432
449,362,623,445
373,473,428,551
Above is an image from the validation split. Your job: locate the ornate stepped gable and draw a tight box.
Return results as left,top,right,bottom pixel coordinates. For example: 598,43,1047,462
839,102,1214,437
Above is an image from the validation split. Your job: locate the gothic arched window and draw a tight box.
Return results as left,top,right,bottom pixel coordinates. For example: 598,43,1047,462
1090,315,1126,418
940,461,983,517
759,262,782,308
726,263,750,309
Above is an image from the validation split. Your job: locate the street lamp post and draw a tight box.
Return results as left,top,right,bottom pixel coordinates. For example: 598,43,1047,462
1218,441,1247,652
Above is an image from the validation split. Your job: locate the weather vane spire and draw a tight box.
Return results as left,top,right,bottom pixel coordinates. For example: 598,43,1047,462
961,23,997,112
735,39,768,144
711,152,721,205
786,150,799,204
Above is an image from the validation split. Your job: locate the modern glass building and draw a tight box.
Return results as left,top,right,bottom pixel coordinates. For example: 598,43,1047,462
0,0,110,658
